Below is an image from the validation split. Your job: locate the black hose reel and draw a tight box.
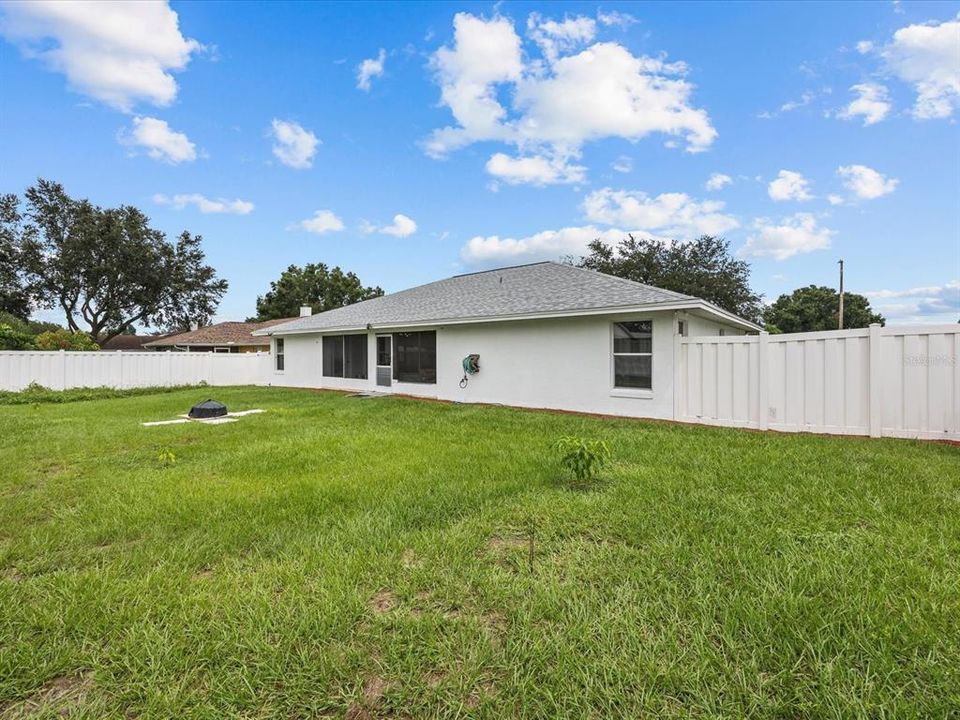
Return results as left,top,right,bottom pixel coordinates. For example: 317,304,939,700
459,354,480,388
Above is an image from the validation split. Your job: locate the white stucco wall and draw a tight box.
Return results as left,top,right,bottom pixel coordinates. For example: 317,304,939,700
267,311,748,419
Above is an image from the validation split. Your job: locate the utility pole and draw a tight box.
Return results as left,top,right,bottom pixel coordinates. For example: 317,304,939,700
838,259,845,330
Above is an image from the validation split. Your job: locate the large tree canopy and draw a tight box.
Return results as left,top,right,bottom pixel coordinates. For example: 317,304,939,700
763,285,884,333
577,235,764,323
0,194,31,319
254,262,383,320
4,179,227,343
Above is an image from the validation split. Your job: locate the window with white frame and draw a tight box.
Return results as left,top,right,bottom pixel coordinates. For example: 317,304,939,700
613,321,652,389
275,338,284,371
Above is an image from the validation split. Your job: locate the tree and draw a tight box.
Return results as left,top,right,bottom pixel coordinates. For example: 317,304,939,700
0,194,31,319
254,262,383,320
576,235,764,323
763,285,884,333
5,179,228,343
34,328,99,351
0,323,35,350
0,312,61,337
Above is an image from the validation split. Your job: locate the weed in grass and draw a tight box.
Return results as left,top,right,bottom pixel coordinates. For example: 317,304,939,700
554,435,611,485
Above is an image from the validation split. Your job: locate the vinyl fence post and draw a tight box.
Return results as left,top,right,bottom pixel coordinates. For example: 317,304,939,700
60,349,67,391
117,350,123,390
673,327,683,421
757,331,769,431
868,323,882,438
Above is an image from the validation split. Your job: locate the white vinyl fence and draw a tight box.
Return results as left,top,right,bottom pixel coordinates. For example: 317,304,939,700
675,323,960,441
0,351,269,392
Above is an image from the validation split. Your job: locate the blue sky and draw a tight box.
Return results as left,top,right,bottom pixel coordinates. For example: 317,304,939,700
1,0,958,326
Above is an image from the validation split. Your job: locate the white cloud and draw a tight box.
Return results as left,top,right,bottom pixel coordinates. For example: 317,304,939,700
838,83,891,125
780,90,815,112
377,213,418,238
837,164,898,199
356,48,386,91
865,280,960,321
582,188,739,239
827,194,845,206
767,170,813,202
424,13,523,157
270,119,319,169
611,155,633,173
0,0,201,112
856,40,875,54
460,225,626,267
705,172,732,191
527,13,596,63
880,18,960,119
153,193,253,214
486,151,585,185
297,210,344,234
424,13,716,176
739,213,834,260
119,116,196,164
597,10,638,29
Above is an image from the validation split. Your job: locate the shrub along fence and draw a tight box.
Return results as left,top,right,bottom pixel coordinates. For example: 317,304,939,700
0,351,268,392
675,323,960,441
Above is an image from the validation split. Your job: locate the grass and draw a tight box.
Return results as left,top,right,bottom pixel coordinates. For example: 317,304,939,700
0,386,958,719
0,383,206,406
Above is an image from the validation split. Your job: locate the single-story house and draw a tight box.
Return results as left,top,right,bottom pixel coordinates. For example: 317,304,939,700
254,262,760,419
144,317,299,353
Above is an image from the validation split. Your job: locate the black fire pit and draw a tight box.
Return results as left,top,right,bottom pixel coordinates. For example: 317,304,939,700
188,399,228,419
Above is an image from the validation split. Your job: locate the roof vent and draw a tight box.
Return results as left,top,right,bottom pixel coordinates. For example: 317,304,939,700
188,399,228,419
299,305,313,317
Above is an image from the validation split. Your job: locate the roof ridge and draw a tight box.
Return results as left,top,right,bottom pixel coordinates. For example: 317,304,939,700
451,261,552,278
548,261,694,300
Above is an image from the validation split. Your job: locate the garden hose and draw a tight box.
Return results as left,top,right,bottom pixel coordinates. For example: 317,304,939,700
459,354,480,388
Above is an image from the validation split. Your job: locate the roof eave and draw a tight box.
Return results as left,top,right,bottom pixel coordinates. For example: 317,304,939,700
255,299,760,336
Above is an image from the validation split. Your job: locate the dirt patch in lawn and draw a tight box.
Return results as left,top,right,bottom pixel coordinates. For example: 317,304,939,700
1,567,25,582
400,549,421,570
344,675,390,720
192,566,214,580
0,673,94,718
369,590,397,614
466,678,498,709
486,536,527,553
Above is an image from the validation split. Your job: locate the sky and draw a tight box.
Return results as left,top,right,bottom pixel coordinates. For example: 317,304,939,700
1,0,958,327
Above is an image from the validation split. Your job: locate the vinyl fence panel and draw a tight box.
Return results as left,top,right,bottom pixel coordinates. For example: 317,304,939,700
678,324,959,441
0,351,266,392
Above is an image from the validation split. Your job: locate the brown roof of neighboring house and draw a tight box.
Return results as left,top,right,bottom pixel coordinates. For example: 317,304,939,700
99,334,175,351
143,318,298,348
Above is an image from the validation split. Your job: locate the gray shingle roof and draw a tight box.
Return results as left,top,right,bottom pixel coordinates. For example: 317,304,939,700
145,317,298,347
257,262,725,335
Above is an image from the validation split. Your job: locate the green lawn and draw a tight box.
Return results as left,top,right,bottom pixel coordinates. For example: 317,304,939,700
1,387,958,719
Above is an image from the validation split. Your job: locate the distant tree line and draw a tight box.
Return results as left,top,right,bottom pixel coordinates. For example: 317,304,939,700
575,234,883,332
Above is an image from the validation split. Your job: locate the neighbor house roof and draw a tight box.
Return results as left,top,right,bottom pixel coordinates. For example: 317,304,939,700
255,262,761,336
145,317,298,348
99,334,174,351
